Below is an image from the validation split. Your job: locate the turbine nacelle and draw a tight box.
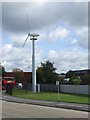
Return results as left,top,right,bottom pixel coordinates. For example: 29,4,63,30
22,33,39,47
30,33,39,38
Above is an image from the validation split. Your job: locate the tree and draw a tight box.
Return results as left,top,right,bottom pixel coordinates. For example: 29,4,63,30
66,70,82,85
12,68,24,83
37,67,44,83
2,66,6,77
0,65,6,77
59,77,64,84
81,74,90,85
59,73,66,84
66,70,75,79
36,60,59,84
71,79,81,85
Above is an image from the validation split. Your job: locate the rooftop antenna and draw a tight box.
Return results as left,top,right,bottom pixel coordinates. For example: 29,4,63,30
22,15,39,92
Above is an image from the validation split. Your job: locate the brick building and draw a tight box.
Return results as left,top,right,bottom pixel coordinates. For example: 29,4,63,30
5,72,32,83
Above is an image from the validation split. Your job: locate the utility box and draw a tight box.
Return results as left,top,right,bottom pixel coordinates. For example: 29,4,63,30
36,84,40,92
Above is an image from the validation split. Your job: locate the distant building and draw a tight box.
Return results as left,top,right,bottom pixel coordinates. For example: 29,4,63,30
73,69,90,79
5,72,14,77
59,73,66,78
5,72,32,83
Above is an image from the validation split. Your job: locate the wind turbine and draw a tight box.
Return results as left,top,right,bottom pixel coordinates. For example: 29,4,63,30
22,15,39,92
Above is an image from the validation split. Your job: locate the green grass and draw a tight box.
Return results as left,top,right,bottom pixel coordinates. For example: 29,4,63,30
12,89,89,105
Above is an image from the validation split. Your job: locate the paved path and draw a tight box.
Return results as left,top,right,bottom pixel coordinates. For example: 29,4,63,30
1,94,89,112
2,101,88,118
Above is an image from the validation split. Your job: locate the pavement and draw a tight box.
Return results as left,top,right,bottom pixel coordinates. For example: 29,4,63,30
1,92,89,112
2,100,88,118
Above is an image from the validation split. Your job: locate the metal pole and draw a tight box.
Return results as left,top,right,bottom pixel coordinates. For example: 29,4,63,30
30,34,39,93
32,38,36,92
58,85,60,102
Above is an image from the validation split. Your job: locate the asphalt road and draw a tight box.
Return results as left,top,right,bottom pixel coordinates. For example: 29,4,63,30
2,101,88,118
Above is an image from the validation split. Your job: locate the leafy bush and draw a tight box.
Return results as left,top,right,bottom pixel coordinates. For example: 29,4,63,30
71,79,81,85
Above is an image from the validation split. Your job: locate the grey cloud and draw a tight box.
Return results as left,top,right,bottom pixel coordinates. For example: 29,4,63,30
2,2,88,34
77,27,88,49
47,49,88,73
1,43,42,71
1,41,88,72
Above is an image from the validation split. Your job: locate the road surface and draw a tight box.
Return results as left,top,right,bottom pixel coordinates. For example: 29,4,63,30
2,101,88,118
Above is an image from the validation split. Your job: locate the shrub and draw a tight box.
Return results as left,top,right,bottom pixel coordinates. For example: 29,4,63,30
71,79,81,85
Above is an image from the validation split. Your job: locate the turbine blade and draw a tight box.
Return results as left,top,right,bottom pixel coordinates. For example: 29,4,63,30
22,36,29,48
26,14,30,34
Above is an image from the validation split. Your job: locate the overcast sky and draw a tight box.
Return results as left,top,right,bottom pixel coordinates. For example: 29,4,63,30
1,1,89,73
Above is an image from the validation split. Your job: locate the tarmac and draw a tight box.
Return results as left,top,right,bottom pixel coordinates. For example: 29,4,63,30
1,92,89,112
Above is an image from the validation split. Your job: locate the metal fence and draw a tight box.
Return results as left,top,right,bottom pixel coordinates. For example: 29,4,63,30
40,84,58,92
23,83,89,95
60,85,89,95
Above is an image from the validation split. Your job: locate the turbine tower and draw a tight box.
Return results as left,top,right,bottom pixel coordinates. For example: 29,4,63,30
30,34,39,92
22,16,39,92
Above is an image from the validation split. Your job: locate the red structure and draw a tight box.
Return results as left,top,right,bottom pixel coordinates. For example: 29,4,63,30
2,77,15,90
5,72,32,83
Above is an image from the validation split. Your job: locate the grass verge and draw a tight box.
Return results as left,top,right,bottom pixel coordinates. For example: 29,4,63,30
12,89,89,104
